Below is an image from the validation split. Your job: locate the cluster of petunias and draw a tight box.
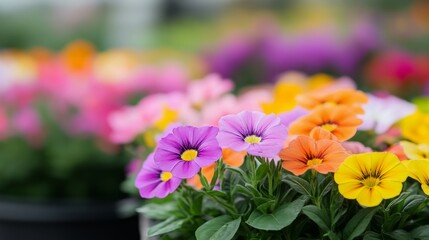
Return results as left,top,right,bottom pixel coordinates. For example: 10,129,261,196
134,74,427,210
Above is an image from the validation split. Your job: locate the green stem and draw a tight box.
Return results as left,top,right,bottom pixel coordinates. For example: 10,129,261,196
310,170,321,207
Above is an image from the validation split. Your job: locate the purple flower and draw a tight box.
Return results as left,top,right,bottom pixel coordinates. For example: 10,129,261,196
217,111,287,158
135,153,182,199
154,126,222,178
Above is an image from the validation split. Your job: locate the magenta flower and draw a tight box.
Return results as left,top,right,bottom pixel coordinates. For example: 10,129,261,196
217,111,287,158
135,153,182,199
154,126,222,178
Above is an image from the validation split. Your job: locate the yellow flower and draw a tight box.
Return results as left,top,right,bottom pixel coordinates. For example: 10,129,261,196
406,160,429,195
335,152,408,207
261,82,303,114
400,141,429,160
401,110,429,145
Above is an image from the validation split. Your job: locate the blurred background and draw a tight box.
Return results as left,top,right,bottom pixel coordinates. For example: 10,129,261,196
1,0,428,91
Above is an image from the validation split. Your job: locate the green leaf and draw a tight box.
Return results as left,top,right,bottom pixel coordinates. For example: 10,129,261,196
195,216,241,240
325,231,341,240
385,230,412,240
199,172,210,190
320,181,333,198
137,202,177,220
283,175,312,196
386,192,410,211
206,190,228,199
245,197,306,231
235,185,255,197
255,163,269,181
244,183,262,197
147,217,186,237
302,205,330,232
256,200,276,213
363,231,381,240
412,225,429,238
403,195,426,212
343,207,378,240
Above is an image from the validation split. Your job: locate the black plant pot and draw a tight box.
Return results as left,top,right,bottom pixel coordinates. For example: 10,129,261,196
0,197,140,240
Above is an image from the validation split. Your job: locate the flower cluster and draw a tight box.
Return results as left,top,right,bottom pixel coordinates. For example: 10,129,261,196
132,74,429,239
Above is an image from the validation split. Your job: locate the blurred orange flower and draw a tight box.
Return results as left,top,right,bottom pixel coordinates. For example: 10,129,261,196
289,105,362,141
279,136,349,176
297,89,368,114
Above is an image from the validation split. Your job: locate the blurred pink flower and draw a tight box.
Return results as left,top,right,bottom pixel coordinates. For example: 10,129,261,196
236,87,272,111
108,92,192,144
13,108,43,143
108,106,153,144
341,141,372,154
201,94,239,126
134,64,189,93
358,94,416,134
187,74,233,106
0,107,8,140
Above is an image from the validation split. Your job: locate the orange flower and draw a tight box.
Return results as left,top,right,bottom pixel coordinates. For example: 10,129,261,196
279,136,349,175
189,148,246,189
309,127,338,141
62,40,95,74
297,89,368,114
288,105,362,142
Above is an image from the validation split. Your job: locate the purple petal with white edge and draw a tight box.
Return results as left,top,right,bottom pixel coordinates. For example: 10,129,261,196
171,161,201,178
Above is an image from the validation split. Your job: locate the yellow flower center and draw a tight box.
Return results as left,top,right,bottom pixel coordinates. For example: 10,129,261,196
324,101,337,106
362,177,380,188
160,172,173,182
244,135,262,144
307,158,323,166
321,123,337,132
181,149,198,161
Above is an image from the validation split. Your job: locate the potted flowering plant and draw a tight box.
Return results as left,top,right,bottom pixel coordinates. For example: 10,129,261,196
129,74,429,239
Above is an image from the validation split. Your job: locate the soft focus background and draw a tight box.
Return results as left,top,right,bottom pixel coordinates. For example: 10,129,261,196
0,0,428,199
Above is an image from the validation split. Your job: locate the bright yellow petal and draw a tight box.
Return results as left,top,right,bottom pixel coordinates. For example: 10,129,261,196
335,164,363,184
400,141,425,159
342,154,372,178
406,160,429,183
338,182,363,199
421,184,429,196
356,188,383,207
375,181,403,199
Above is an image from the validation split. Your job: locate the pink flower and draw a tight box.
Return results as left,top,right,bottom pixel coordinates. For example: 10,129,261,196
187,74,234,106
108,93,191,144
134,64,189,93
13,107,43,143
108,106,154,144
201,94,239,126
341,141,372,154
359,94,416,134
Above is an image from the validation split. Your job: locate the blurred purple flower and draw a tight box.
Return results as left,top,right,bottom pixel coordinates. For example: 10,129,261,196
135,153,182,199
341,141,373,154
217,111,287,158
278,107,308,128
154,126,222,178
